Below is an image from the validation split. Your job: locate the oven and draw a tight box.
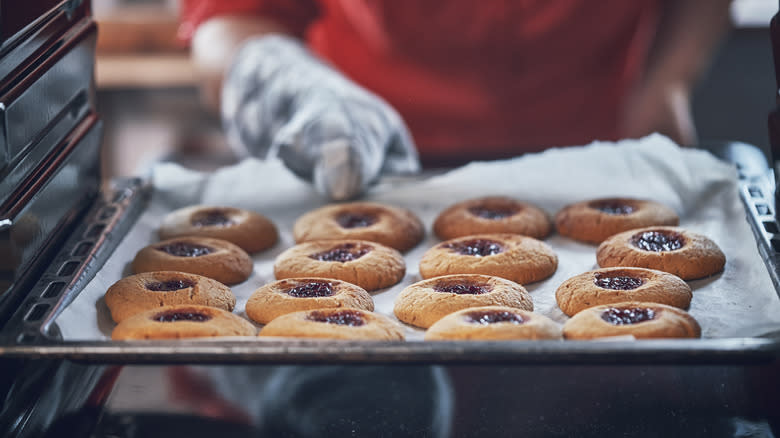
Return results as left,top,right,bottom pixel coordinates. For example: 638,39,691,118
1,2,779,437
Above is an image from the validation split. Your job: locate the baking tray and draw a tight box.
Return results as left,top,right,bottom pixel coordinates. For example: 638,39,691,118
1,142,779,365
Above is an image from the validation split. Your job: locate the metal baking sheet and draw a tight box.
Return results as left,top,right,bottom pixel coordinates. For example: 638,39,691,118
1,135,779,364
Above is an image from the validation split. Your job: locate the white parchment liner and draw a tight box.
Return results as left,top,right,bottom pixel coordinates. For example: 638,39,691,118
57,134,780,340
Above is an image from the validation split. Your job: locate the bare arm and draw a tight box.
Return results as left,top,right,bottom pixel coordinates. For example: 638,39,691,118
190,15,294,113
646,0,732,88
620,0,733,145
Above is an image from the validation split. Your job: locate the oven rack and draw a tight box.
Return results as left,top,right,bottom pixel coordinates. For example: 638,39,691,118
0,177,148,345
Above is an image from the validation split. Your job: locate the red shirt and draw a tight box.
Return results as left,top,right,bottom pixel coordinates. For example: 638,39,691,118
181,0,660,166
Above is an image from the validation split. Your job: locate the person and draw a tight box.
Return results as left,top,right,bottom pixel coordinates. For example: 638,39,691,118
168,4,749,436
179,0,731,200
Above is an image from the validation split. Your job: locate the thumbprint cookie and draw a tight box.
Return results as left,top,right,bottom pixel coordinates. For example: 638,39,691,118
419,234,557,284
132,237,253,285
555,267,692,316
159,205,278,253
596,226,725,280
111,304,256,340
105,271,236,323
258,308,404,340
424,306,562,340
394,274,533,329
246,278,374,325
555,198,679,244
562,302,701,339
433,196,551,240
274,240,405,291
293,202,424,252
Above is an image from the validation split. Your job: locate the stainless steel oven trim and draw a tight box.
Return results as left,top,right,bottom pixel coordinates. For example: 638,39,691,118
0,337,777,365
0,18,95,172
0,176,148,345
0,114,102,322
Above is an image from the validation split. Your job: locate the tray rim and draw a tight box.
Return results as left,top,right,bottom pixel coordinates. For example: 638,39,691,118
1,337,778,365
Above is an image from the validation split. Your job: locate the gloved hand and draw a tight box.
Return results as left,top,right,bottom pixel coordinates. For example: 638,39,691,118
221,35,420,200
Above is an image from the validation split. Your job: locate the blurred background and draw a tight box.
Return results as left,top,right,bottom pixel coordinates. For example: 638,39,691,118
93,0,779,184
94,0,230,185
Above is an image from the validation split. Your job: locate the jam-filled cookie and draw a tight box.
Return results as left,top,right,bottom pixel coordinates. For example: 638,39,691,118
105,271,236,323
159,205,278,254
433,196,551,240
596,226,726,280
425,306,562,340
132,237,253,285
273,240,405,291
555,198,679,244
562,302,701,339
111,304,256,340
419,234,557,285
246,278,374,325
258,308,404,340
292,202,424,252
394,274,534,329
555,267,692,317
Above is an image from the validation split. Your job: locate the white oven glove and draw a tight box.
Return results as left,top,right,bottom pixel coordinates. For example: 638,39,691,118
221,35,420,200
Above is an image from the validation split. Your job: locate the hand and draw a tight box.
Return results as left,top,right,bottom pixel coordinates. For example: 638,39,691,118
618,79,697,147
221,35,420,200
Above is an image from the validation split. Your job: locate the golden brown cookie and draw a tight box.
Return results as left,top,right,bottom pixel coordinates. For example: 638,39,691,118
246,278,374,324
111,304,256,340
555,198,679,244
562,301,701,339
555,267,692,317
105,271,236,323
433,196,551,240
292,202,424,252
258,308,404,340
419,234,557,284
596,226,726,280
274,240,405,291
424,306,562,340
394,274,534,329
132,237,253,285
159,205,278,253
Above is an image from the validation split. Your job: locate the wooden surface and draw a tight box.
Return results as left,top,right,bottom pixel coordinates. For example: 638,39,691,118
96,4,183,54
96,53,196,88
95,4,193,89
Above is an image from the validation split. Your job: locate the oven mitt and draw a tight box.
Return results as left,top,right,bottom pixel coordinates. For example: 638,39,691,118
221,35,420,200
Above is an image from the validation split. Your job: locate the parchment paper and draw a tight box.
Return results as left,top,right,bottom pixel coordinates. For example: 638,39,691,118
56,134,780,340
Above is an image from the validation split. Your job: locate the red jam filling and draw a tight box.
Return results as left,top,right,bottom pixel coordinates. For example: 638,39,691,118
146,279,194,292
336,212,377,229
467,205,518,220
593,274,644,290
589,200,636,215
190,209,235,227
156,242,215,257
444,239,504,257
433,282,491,295
154,311,212,323
631,231,685,252
310,243,371,262
306,309,366,326
465,310,524,325
286,281,335,298
601,307,656,325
